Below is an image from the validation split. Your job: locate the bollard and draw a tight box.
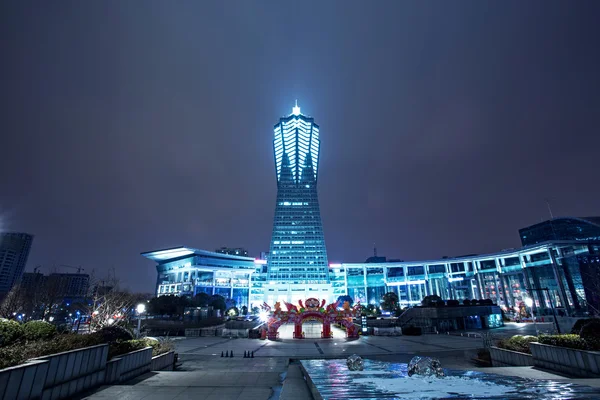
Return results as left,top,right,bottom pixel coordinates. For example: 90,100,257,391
231,351,234,357
244,351,247,358
251,351,254,358
221,351,224,357
226,350,229,357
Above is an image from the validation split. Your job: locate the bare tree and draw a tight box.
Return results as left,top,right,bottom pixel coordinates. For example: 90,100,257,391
38,273,67,321
0,284,26,318
87,273,143,331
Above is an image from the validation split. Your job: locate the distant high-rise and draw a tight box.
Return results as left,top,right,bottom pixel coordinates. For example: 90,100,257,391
0,232,34,296
215,247,249,257
267,103,329,285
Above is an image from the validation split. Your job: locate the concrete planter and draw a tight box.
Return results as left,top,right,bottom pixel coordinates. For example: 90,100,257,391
489,346,534,367
0,360,49,400
0,343,109,400
530,342,600,378
105,347,152,384
222,328,249,338
151,351,175,371
373,327,402,336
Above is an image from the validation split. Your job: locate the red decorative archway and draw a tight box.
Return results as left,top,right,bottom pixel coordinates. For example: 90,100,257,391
262,298,361,340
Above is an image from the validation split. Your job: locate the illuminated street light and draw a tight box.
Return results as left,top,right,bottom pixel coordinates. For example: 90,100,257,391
136,303,146,338
259,311,269,323
524,297,538,336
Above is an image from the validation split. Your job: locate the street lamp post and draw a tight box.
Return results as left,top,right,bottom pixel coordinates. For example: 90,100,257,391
136,303,146,339
524,297,538,336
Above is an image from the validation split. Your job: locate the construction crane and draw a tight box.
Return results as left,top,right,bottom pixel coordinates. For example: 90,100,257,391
59,264,85,274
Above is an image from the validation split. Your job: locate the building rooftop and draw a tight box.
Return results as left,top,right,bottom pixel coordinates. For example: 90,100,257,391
141,246,256,263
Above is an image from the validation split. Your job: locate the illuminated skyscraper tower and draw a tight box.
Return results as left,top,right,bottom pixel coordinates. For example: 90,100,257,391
267,102,329,299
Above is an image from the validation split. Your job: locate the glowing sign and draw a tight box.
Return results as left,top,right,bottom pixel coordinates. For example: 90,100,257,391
254,259,267,265
329,263,342,268
448,277,464,282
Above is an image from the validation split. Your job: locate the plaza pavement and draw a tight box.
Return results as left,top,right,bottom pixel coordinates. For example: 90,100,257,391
78,323,600,400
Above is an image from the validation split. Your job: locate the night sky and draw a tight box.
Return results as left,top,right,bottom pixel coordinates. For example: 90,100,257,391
1,2,599,293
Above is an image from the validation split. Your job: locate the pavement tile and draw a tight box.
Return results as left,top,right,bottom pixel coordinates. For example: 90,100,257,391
172,387,216,400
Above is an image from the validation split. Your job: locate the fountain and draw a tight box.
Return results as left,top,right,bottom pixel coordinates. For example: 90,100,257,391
346,354,364,371
407,356,445,378
298,356,600,399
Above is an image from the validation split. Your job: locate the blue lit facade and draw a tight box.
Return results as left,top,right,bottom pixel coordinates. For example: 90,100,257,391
144,241,600,316
338,241,599,316
142,247,259,308
265,104,330,301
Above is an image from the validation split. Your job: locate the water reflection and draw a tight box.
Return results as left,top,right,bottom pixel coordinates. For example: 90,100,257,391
301,359,600,399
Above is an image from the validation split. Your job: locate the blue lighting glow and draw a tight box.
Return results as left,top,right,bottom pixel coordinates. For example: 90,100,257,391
273,102,320,183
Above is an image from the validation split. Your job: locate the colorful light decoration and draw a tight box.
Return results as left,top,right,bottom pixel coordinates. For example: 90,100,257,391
260,298,361,340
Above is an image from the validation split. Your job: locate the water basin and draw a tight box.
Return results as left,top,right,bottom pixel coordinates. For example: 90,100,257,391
300,359,600,399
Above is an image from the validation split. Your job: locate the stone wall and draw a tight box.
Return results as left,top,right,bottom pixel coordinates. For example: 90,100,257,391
151,351,175,371
489,346,534,367
0,344,109,400
530,342,600,378
0,344,176,400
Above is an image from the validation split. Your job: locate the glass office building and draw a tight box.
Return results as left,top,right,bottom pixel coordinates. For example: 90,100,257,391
338,240,599,317
142,247,259,308
519,217,600,246
264,103,331,303
143,241,600,317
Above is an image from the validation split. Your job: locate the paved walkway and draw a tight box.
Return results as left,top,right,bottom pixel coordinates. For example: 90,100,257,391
79,328,600,399
78,357,285,400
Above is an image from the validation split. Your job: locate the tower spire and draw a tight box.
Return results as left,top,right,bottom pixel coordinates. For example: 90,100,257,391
292,100,301,116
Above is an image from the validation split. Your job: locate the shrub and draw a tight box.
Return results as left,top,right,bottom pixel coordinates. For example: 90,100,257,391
0,319,23,347
94,325,133,343
447,300,459,307
23,321,57,341
0,345,26,369
108,339,149,359
402,326,422,336
497,335,538,354
538,334,589,351
463,299,472,306
143,337,174,357
226,307,239,317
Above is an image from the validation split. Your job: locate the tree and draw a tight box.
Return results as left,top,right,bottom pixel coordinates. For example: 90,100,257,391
209,295,226,313
241,305,248,315
336,295,353,307
381,292,399,312
148,295,190,316
0,284,26,318
192,292,211,307
87,275,145,330
422,295,442,307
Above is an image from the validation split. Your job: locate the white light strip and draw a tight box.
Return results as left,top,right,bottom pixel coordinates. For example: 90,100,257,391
386,279,426,286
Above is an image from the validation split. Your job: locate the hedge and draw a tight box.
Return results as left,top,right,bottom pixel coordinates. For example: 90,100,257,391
497,335,538,354
0,325,173,369
0,319,23,346
537,334,589,351
22,320,57,341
